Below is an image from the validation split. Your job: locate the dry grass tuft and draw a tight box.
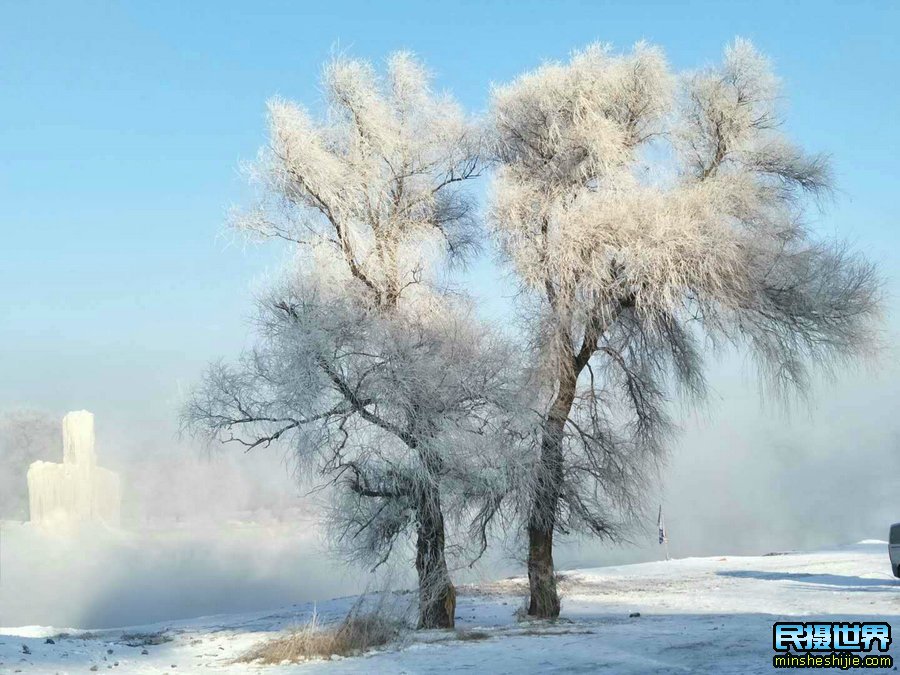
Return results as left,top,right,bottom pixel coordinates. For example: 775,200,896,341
239,610,399,664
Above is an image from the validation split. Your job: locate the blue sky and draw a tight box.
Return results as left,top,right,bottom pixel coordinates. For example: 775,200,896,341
2,0,898,435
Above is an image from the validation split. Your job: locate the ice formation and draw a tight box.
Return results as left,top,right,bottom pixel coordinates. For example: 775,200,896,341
27,410,121,525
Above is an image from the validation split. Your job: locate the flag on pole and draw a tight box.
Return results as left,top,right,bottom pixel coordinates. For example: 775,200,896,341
657,505,667,545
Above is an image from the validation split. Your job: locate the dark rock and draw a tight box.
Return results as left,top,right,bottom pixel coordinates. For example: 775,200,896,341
629,612,641,618
120,631,171,647
45,638,55,645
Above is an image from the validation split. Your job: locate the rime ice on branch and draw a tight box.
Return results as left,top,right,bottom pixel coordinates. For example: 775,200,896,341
488,39,881,619
27,410,121,525
184,52,509,630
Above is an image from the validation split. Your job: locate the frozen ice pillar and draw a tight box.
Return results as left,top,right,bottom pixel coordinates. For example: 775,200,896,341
27,410,121,525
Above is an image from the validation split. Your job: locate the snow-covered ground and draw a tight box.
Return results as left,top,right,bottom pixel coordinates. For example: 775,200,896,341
3,541,898,674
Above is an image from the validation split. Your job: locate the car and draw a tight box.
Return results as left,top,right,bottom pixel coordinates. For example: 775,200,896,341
890,524,900,578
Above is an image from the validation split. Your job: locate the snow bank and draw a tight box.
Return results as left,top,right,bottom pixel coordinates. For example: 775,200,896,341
3,540,898,674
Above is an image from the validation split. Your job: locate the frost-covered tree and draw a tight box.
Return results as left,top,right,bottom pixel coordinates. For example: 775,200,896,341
184,53,507,628
0,409,58,519
488,39,881,618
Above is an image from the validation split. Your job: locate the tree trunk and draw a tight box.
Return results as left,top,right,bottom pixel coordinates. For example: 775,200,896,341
415,491,456,629
527,419,565,618
526,298,622,617
527,512,560,618
527,382,573,618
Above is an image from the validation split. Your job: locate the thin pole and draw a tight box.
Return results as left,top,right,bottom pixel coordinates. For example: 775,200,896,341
658,504,669,561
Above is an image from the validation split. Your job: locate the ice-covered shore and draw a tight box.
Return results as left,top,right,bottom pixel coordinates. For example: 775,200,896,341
2,540,898,674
